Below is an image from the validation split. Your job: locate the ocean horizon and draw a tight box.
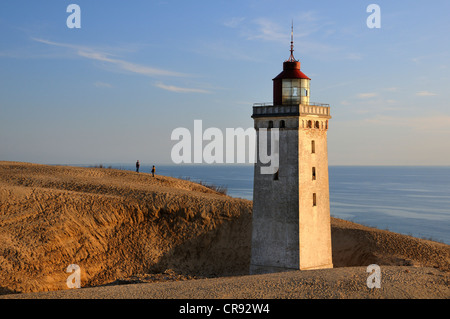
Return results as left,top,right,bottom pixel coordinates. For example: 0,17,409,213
78,163,450,245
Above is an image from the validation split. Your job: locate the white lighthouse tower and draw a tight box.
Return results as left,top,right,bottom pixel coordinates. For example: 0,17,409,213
250,25,333,274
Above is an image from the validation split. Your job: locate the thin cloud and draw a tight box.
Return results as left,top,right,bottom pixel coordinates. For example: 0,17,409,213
247,18,286,43
416,91,437,97
357,92,378,98
230,15,339,58
94,81,112,88
223,17,245,28
246,12,322,43
155,82,211,94
346,53,363,60
32,38,188,77
365,115,450,132
192,40,256,62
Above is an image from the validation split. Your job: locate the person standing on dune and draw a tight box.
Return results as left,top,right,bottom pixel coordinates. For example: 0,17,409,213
152,165,155,177
136,160,140,173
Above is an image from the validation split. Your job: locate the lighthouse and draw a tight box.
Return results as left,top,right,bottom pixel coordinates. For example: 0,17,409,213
250,25,333,274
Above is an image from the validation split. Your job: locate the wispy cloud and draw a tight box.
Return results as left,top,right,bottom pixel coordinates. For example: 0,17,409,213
224,14,339,58
365,115,450,132
191,39,255,62
155,82,211,94
32,38,188,77
357,92,378,98
416,91,437,97
223,17,245,28
246,18,286,43
94,81,112,88
411,53,449,64
244,14,322,43
346,53,363,60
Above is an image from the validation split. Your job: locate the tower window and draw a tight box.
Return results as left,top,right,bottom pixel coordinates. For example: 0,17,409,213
312,167,316,180
268,121,273,129
315,121,320,129
313,193,317,206
307,120,312,128
311,140,315,154
280,120,286,128
274,170,279,181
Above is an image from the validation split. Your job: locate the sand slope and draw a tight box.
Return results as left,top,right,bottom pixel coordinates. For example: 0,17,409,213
0,161,252,294
0,161,449,298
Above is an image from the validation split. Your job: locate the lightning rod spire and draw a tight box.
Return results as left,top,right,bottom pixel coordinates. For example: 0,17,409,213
287,20,297,62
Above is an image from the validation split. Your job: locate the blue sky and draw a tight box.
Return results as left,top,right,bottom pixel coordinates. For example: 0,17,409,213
1,0,449,165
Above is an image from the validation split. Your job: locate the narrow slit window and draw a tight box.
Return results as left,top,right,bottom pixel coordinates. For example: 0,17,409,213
274,170,279,181
312,167,316,180
311,140,315,154
280,120,285,128
313,193,317,206
268,121,273,129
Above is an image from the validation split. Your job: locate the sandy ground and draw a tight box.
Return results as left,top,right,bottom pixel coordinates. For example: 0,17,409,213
2,266,448,299
0,161,449,299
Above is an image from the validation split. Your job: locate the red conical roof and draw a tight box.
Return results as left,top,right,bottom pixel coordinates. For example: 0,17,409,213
273,61,311,80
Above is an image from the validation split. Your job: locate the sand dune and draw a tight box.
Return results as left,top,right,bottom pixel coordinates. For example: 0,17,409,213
0,161,449,298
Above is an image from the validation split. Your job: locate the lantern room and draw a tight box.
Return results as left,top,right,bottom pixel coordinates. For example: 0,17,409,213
272,24,311,106
273,61,310,105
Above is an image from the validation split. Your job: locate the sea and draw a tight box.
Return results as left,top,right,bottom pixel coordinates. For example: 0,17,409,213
99,164,450,245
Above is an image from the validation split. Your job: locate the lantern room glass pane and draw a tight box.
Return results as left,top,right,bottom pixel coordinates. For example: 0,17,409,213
300,79,310,105
282,80,292,88
281,79,301,105
301,79,309,88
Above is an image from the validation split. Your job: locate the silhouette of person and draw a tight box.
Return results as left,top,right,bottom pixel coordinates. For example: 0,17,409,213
151,165,155,177
136,160,140,173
